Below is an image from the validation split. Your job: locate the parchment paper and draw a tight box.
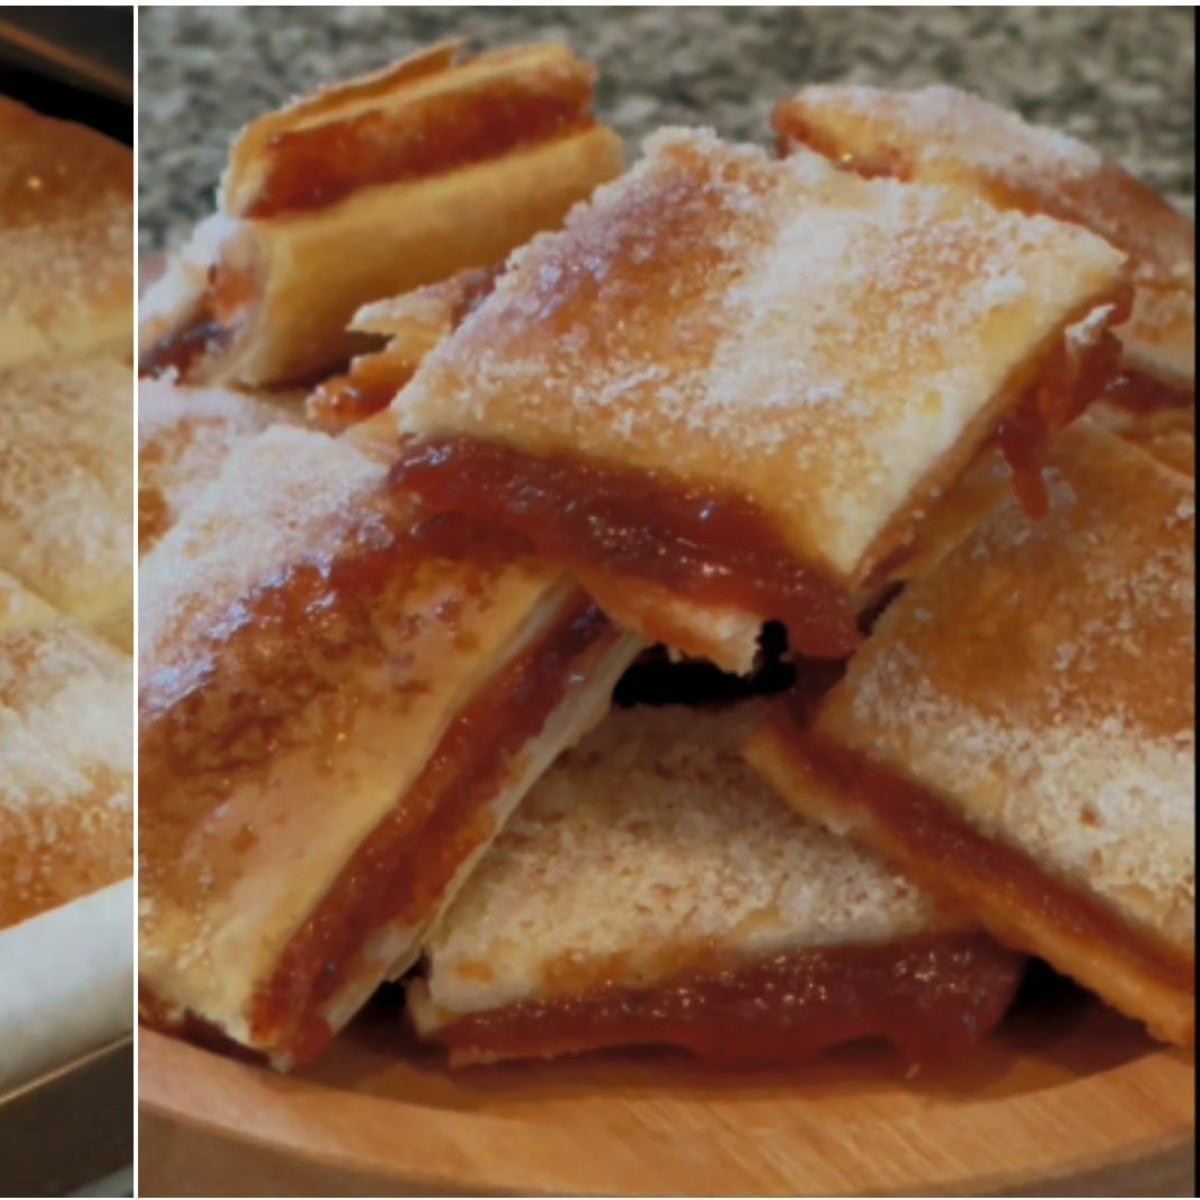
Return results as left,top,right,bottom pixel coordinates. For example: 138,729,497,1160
0,879,132,1091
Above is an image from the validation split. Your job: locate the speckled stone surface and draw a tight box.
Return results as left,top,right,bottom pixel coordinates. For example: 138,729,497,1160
138,6,1194,252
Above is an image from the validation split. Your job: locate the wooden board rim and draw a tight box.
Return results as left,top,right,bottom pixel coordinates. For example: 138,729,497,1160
139,1028,1195,1196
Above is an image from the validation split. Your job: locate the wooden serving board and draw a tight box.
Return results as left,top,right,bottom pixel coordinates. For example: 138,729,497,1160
139,980,1194,1197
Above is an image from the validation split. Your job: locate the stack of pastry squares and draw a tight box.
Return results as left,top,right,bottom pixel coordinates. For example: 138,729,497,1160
137,43,636,1067
0,98,133,940
138,49,1193,1073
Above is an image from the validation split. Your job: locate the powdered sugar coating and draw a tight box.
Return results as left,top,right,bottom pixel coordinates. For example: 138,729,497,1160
396,127,1125,584
424,703,941,1015
776,84,1194,384
0,202,132,364
139,425,395,709
138,376,299,553
819,420,1195,953
788,83,1101,185
0,353,133,630
0,622,132,929
139,424,582,1044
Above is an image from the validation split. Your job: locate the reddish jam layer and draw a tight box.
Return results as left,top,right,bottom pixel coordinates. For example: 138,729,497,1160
140,261,259,380
991,313,1127,519
246,81,593,219
391,439,860,660
429,931,1025,1066
309,352,418,430
246,598,618,1063
993,404,1054,520
774,722,1195,998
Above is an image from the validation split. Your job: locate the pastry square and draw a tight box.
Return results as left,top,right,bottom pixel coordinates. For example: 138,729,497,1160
773,83,1194,391
392,127,1127,671
138,425,640,1066
412,704,1023,1066
138,42,622,387
747,419,1195,1045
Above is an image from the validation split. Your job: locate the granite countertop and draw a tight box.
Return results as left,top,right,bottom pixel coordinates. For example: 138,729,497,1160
138,6,1194,252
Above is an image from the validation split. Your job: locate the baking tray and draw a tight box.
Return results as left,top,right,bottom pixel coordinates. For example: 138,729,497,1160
0,1037,133,1198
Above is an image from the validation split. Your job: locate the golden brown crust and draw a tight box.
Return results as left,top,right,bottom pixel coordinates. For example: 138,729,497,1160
0,96,131,221
0,622,132,930
1089,400,1194,477
0,353,133,646
0,569,57,631
306,266,502,431
747,420,1195,1044
349,265,500,339
138,43,623,388
773,84,1194,387
138,376,300,553
223,42,597,218
393,127,1126,668
138,425,638,1060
